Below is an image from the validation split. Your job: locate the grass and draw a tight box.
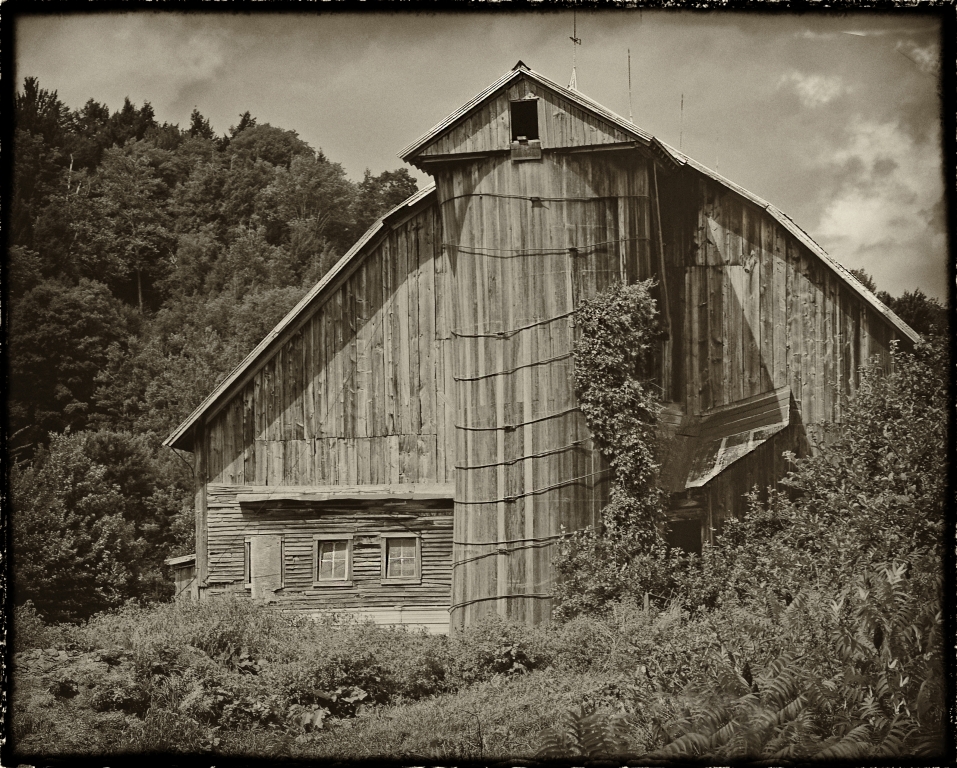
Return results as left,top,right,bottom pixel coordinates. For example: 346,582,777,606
10,576,946,761
10,597,642,759
295,671,618,760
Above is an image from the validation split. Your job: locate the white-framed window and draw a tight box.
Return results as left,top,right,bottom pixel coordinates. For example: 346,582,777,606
245,535,284,591
380,533,421,584
313,534,354,586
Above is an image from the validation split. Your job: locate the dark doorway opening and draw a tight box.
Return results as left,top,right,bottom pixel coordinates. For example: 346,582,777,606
666,518,702,556
510,99,539,141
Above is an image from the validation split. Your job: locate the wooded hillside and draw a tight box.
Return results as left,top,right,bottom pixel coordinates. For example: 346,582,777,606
10,78,418,620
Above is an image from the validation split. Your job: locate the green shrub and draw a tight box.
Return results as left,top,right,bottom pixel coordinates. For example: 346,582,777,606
131,708,207,753
89,677,151,716
13,600,67,652
537,562,945,760
54,597,451,738
302,670,613,760
447,614,552,686
262,617,449,715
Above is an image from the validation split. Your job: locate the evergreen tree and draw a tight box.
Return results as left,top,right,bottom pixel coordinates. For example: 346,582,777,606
188,107,215,140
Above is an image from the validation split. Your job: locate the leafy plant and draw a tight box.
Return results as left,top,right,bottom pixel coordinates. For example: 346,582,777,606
536,706,633,758
554,280,667,617
447,614,552,686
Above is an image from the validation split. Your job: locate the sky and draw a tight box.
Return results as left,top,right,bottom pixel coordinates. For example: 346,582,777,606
15,10,949,300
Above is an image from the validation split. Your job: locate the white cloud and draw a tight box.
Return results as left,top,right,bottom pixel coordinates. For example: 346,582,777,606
777,71,846,108
895,40,939,76
814,118,946,295
797,26,926,40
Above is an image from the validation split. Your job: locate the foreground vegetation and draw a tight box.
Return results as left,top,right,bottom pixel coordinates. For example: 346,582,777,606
12,338,948,761
12,562,944,760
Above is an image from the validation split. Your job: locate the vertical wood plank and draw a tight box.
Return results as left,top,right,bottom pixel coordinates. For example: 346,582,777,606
409,221,422,435
396,225,413,436
344,275,358,441
383,234,397,434
369,250,384,437
773,227,788,388
355,263,371,439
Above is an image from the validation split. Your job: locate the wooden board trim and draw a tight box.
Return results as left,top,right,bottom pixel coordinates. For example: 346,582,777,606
230,483,456,505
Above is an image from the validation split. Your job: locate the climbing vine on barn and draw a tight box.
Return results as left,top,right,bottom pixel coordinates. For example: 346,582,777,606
554,280,670,617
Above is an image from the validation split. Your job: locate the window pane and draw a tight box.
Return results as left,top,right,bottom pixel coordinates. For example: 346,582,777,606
386,538,417,578
318,541,348,580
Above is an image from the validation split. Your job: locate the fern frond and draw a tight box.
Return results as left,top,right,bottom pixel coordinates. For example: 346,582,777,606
535,726,570,759
813,722,873,760
706,716,742,752
583,711,631,756
650,728,712,758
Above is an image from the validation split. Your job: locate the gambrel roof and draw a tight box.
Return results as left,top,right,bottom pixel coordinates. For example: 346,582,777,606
164,64,919,453
401,62,916,346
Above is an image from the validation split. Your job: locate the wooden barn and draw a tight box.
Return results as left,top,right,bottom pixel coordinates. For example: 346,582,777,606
164,63,918,633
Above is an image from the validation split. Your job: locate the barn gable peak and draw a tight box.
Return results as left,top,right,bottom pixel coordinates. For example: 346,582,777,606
398,64,679,171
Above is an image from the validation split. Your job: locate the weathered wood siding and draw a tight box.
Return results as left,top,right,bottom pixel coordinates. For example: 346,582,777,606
419,76,634,158
664,172,900,437
204,485,452,630
432,150,658,628
203,201,456,487
171,563,197,601
660,171,907,524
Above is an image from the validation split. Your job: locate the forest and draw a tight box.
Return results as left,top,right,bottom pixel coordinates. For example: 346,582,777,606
8,77,949,761
10,78,418,621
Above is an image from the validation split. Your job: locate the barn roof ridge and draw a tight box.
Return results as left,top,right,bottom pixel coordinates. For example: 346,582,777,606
163,182,437,451
400,64,917,345
398,63,675,168
165,66,919,452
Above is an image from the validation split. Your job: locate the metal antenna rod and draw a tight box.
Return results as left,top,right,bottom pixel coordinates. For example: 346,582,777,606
569,10,582,90
679,92,684,152
628,48,634,123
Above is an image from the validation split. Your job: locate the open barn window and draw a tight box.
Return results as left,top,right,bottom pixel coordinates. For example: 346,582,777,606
380,533,421,584
510,98,539,141
313,534,353,586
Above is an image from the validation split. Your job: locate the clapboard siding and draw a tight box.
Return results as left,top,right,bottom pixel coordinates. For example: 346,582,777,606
205,202,455,487
206,485,452,614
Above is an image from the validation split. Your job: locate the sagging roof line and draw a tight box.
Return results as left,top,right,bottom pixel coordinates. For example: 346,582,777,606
162,182,437,451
